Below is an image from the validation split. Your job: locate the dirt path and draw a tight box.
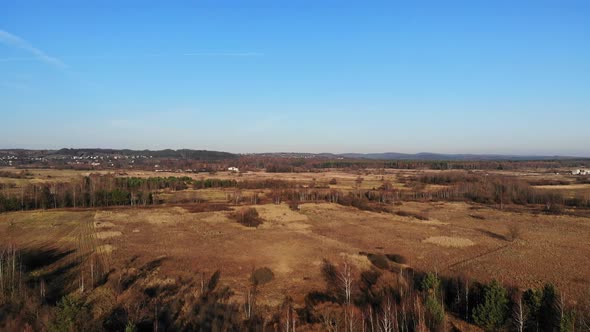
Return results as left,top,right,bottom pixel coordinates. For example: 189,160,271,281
444,244,511,272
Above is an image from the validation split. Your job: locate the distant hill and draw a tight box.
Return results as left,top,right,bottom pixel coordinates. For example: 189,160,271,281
336,152,582,161
1,149,586,162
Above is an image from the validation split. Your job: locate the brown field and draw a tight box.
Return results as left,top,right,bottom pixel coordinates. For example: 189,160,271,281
2,167,590,308
2,166,590,331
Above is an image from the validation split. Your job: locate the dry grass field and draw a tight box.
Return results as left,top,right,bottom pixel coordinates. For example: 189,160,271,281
2,167,590,330
2,196,589,305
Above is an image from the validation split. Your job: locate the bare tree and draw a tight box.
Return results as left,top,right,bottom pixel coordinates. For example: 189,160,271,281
512,292,527,332
379,297,397,332
318,303,343,332
280,296,296,332
244,284,257,320
414,296,428,332
339,260,353,305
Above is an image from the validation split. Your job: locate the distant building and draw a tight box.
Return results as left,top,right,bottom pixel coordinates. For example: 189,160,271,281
228,167,239,172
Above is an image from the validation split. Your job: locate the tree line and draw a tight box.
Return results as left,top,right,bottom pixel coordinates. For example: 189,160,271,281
0,175,160,212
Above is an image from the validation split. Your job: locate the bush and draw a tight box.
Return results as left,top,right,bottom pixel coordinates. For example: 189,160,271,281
544,203,563,214
367,253,390,270
507,223,522,241
385,254,408,264
250,267,274,286
50,295,91,332
421,272,441,295
419,272,445,328
232,207,263,227
288,201,300,211
395,210,429,220
424,294,445,329
472,280,509,330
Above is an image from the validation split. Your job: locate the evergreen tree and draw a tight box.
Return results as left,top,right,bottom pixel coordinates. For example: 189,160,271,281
472,280,509,331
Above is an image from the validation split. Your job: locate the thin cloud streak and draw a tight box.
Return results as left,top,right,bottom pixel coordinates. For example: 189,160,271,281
0,29,66,68
0,52,264,62
182,52,263,57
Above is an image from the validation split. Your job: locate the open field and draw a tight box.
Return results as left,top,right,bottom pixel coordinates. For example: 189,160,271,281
2,167,590,330
2,200,590,306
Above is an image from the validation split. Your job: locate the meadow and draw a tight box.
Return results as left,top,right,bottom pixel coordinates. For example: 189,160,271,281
1,166,590,331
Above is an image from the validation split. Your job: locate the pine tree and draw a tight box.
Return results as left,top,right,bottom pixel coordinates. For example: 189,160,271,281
472,280,509,331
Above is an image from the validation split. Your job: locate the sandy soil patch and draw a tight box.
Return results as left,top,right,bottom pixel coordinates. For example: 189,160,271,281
423,236,475,248
96,231,123,239
97,244,115,254
94,211,130,222
534,184,590,190
255,204,309,223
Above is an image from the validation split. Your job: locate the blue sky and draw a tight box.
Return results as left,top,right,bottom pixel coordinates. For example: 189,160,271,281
1,0,589,155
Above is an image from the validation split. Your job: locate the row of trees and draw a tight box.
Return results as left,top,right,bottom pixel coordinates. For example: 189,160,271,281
3,172,589,214
414,173,590,209
234,155,590,173
0,175,158,213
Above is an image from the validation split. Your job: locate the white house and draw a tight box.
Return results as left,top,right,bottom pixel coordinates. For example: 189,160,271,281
228,167,239,172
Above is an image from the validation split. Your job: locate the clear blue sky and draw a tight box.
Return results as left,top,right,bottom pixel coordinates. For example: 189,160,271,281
1,0,589,155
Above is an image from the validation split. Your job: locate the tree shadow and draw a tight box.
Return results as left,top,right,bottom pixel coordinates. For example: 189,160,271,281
20,246,75,272
121,256,168,291
16,245,79,304
476,228,507,241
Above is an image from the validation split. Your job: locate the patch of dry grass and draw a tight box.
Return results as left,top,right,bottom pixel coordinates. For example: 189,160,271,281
422,236,475,248
96,231,123,239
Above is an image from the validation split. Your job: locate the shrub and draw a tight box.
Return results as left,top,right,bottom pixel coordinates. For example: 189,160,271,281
424,294,445,329
395,210,429,220
507,223,522,241
544,203,563,214
421,272,441,295
125,321,137,332
288,201,300,211
472,280,509,330
367,253,390,270
250,267,274,286
419,272,445,329
232,207,263,227
385,254,408,264
50,295,91,332
560,311,575,332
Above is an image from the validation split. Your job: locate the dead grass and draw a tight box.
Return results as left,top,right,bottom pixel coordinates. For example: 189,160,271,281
422,236,475,248
95,231,123,239
1,167,590,306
